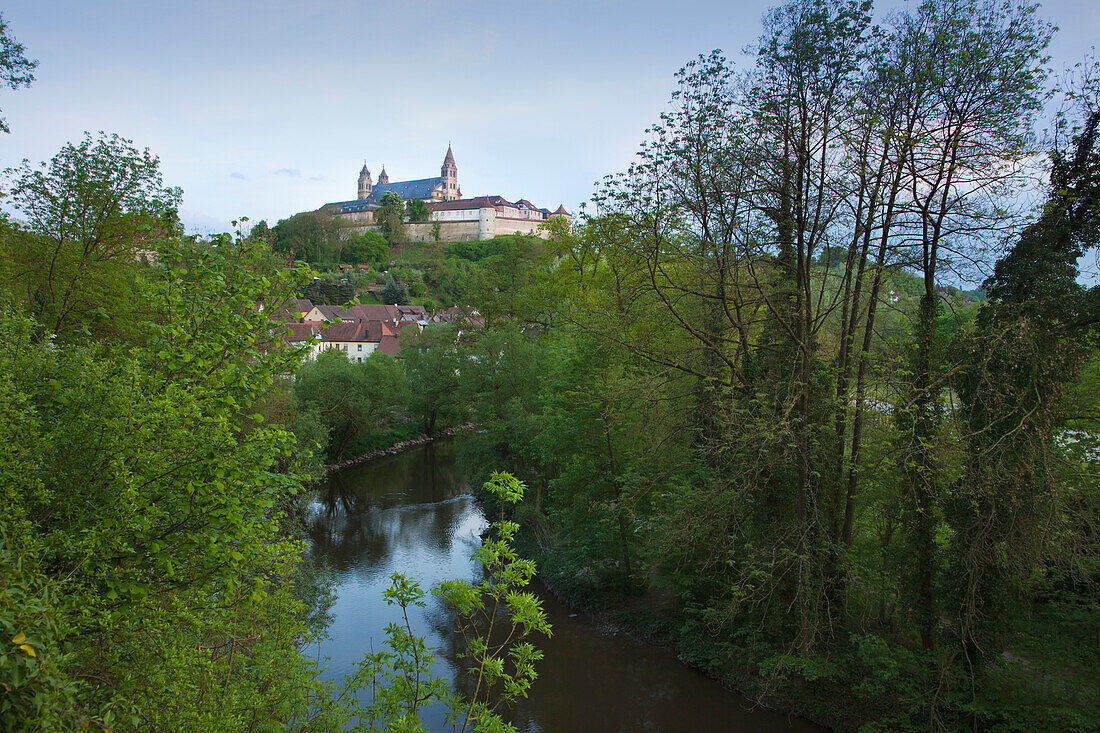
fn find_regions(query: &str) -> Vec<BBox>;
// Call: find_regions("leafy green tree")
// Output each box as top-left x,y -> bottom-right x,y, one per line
400,323 -> 464,436
293,349 -> 404,459
3,132 -> 182,339
0,235 -> 351,731
0,12 -> 36,133
406,198 -> 430,222
376,191 -> 406,245
272,210 -> 342,263
467,235 -> 550,327
347,229 -> 388,265
950,94 -> 1100,666
248,218 -> 272,244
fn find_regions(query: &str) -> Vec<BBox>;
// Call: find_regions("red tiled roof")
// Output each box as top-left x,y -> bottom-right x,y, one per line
308,304 -> 353,321
365,321 -> 383,342
319,321 -> 368,342
285,322 -> 321,341
348,303 -> 401,323
377,335 -> 400,356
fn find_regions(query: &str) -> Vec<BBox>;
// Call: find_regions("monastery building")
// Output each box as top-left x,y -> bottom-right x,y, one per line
320,146 -> 569,241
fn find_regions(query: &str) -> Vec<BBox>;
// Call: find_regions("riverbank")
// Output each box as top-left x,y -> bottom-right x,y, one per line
324,422 -> 475,473
317,438 -> 826,731
531,572 -> 840,731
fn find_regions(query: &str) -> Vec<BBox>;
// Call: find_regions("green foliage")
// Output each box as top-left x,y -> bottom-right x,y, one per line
3,132 -> 182,339
342,573 -> 453,732
435,472 -> 551,731
293,349 -> 405,460
377,192 -> 406,245
0,233 -> 350,730
444,239 -> 503,262
0,12 -> 36,133
400,323 -> 465,436
406,198 -> 430,222
339,472 -> 550,733
301,274 -> 355,305
347,229 -> 389,265
381,278 -> 410,305
464,235 -> 551,327
0,530 -> 76,731
272,210 -> 344,263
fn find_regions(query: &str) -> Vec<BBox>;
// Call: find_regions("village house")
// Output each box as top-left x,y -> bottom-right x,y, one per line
282,300 -> 480,364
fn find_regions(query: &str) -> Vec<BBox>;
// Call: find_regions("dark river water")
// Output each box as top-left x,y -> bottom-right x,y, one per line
304,441 -> 822,733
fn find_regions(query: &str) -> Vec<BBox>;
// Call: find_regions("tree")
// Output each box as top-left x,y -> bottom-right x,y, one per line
271,210 -> 342,263
949,78 -> 1100,667
886,0 -> 1051,650
248,219 -> 272,244
300,275 -> 355,305
376,191 -> 405,245
400,323 -> 464,436
380,278 -> 409,305
293,349 -> 404,460
347,229 -> 388,265
0,236 -> 346,731
406,197 -> 429,222
4,132 -> 182,339
0,13 -> 36,133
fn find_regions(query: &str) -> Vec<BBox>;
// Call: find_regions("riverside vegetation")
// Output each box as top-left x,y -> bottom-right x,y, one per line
0,133 -> 549,730
3,0 -> 1100,730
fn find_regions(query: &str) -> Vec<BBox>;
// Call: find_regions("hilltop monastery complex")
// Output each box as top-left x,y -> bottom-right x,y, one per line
320,146 -> 570,241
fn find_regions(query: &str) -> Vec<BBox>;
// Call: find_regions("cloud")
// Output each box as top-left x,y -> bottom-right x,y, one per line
229,171 -> 246,180
274,168 -> 301,177
309,175 -> 324,181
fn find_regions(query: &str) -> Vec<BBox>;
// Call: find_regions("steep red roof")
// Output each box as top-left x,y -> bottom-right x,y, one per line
365,321 -> 383,342
377,335 -> 400,356
553,204 -> 569,215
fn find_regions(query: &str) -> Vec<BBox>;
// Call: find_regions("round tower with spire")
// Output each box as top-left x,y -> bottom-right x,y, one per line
357,162 -> 372,200
441,145 -> 459,201
377,166 -> 389,185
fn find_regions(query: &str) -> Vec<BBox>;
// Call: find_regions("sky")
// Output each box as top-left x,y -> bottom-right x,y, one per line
1,0 -> 1097,236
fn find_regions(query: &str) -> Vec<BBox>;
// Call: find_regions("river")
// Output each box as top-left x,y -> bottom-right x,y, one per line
304,441 -> 822,732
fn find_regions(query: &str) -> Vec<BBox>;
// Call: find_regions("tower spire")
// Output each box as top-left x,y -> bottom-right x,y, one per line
357,161 -> 372,200
441,144 -> 458,200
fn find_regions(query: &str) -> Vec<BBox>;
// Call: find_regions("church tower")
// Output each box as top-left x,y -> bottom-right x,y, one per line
378,166 -> 389,185
357,162 -> 372,200
441,145 -> 459,201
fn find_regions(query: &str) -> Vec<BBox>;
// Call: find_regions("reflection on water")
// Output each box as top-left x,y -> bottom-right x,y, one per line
307,442 -> 821,733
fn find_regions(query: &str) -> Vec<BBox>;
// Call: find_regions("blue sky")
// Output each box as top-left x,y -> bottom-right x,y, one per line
1,0 -> 1096,235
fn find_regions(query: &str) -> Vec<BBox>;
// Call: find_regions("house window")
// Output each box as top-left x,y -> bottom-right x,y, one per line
358,344 -> 362,351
